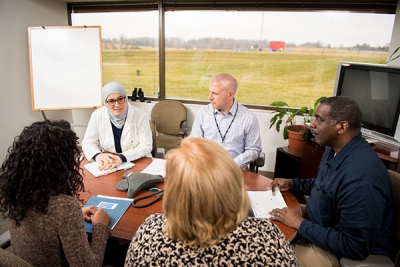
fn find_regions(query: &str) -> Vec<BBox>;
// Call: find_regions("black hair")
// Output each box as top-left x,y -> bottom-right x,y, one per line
320,96 -> 362,132
0,120 -> 84,225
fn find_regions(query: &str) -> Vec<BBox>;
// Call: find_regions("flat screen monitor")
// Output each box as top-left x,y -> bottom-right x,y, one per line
333,62 -> 400,147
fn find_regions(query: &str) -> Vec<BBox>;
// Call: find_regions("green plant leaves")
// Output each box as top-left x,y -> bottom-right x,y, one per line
269,96 -> 326,140
270,101 -> 289,107
283,125 -> 289,139
387,46 -> 400,64
307,96 -> 327,122
302,129 -> 308,140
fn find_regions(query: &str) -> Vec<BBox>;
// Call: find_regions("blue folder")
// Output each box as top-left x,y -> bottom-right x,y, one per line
83,195 -> 132,233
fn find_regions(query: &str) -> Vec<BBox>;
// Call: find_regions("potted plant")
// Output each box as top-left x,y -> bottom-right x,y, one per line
269,96 -> 326,156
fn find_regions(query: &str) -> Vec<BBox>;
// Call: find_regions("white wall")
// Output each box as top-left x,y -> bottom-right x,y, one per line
1,0 -> 400,173
0,0 -> 71,161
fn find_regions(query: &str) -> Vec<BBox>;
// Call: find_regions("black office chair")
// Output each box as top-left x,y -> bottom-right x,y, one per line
249,152 -> 265,173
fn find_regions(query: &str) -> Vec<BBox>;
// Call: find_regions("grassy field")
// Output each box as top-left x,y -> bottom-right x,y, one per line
102,47 -> 388,108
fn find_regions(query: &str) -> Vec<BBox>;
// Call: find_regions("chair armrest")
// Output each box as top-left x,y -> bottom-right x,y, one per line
249,152 -> 265,173
155,148 -> 166,159
340,255 -> 394,267
254,152 -> 265,167
0,230 -> 11,249
179,121 -> 190,137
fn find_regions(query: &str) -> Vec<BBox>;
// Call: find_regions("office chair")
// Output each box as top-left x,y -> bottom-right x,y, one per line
0,230 -> 34,267
249,152 -> 265,173
151,100 -> 190,154
149,120 -> 165,158
339,169 -> 400,267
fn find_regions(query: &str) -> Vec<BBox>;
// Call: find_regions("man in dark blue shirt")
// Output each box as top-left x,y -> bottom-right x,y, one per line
269,96 -> 394,267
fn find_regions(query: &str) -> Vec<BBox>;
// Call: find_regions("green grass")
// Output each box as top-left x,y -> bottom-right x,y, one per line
102,47 -> 387,108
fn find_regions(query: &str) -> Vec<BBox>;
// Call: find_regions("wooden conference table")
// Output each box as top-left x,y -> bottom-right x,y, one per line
80,157 -> 301,242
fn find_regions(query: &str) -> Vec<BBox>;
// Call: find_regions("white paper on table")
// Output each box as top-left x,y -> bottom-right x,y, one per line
84,162 -> 134,177
247,188 -> 288,218
140,158 -> 166,177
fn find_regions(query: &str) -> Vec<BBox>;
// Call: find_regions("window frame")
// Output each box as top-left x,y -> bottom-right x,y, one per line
68,0 -> 397,110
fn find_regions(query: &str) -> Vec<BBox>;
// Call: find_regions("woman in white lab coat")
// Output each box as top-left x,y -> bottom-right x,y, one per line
82,82 -> 152,171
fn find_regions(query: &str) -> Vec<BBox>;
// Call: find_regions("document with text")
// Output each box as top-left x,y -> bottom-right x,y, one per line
140,158 -> 166,177
247,188 -> 287,218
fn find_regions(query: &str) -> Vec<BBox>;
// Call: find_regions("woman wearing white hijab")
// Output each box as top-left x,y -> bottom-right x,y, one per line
82,82 -> 152,171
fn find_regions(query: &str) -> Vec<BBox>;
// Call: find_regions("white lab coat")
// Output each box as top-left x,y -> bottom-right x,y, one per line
82,104 -> 153,162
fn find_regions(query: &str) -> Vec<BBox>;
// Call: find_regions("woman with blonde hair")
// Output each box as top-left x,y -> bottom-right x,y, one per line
124,137 -> 298,266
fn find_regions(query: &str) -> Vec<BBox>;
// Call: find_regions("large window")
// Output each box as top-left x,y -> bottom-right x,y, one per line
72,11 -> 160,98
71,4 -> 395,108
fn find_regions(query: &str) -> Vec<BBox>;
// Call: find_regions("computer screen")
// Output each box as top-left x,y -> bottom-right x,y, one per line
333,62 -> 400,146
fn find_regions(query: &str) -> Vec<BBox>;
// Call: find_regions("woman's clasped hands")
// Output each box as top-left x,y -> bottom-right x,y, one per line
95,153 -> 122,171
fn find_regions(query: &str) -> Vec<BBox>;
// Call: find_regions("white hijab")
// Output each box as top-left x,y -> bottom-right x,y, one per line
101,82 -> 129,129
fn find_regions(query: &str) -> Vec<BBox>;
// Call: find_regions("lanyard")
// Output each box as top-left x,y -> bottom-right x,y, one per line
214,102 -> 238,143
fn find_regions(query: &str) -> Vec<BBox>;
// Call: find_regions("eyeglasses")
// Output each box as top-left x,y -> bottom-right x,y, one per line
106,96 -> 126,106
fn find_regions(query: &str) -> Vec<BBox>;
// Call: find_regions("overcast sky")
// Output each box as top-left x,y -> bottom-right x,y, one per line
72,11 -> 395,47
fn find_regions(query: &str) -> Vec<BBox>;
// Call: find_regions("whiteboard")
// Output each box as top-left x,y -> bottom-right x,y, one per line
28,26 -> 103,110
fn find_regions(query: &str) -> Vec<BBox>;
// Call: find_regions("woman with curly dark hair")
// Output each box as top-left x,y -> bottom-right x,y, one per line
0,120 -> 110,267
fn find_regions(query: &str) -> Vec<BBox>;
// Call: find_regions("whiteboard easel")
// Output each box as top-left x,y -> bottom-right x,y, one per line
28,26 -> 103,110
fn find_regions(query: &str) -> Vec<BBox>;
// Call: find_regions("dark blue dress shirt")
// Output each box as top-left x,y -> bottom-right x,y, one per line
293,133 -> 394,260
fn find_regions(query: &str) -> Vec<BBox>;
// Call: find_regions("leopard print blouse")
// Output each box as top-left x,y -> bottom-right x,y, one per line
125,213 -> 299,266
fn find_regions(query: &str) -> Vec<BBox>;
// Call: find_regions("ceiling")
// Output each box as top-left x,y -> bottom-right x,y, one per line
61,0 -> 398,14
59,0 -> 398,3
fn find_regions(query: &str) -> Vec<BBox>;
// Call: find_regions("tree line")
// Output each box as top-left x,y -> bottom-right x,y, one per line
102,36 -> 389,52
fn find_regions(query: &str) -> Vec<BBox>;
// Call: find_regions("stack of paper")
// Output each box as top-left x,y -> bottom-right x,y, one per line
84,162 -> 134,177
140,158 -> 166,177
83,195 -> 133,233
247,189 -> 287,218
